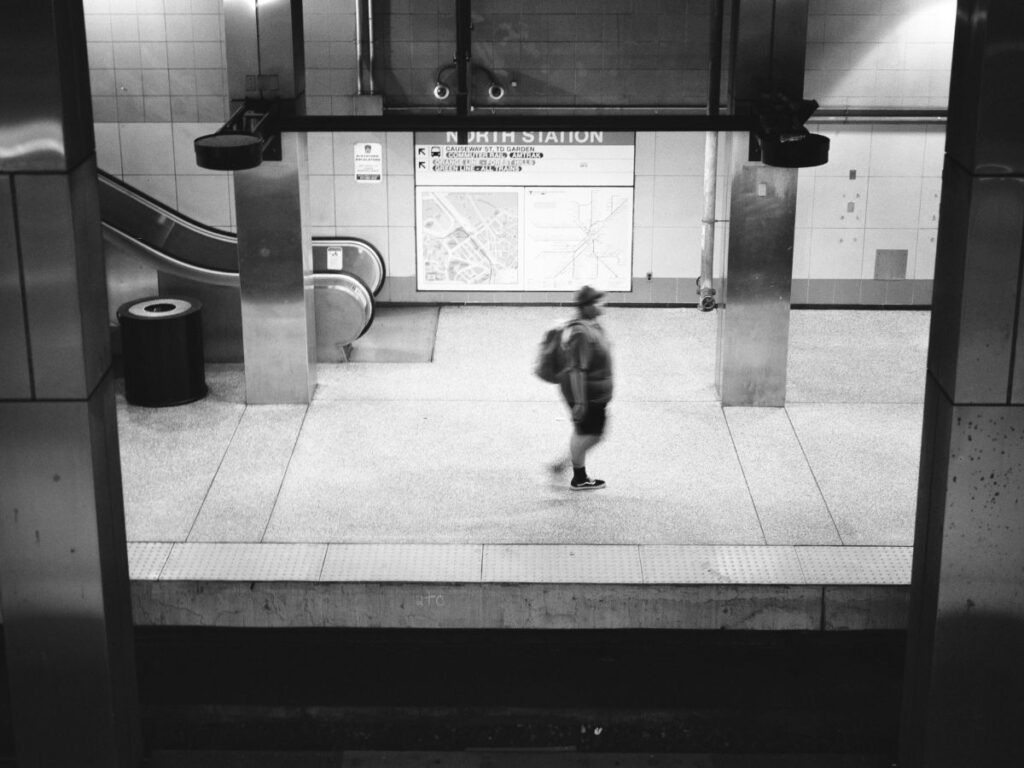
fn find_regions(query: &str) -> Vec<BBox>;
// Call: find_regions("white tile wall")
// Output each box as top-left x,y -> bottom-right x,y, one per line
120,123 -> 174,173
918,178 -> 942,228
632,227 -> 654,277
94,123 -> 123,174
866,177 -> 922,229
869,127 -> 926,178
811,177 -> 868,229
123,174 -> 177,208
388,227 -> 415,277
862,228 -> 920,280
653,132 -> 705,176
176,175 -> 231,227
915,230 -> 938,279
308,176 -> 336,228
793,228 -> 812,280
807,0 -> 955,109
307,134 -> 335,174
809,229 -> 863,279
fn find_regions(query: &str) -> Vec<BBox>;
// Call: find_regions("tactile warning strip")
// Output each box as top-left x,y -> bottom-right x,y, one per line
796,546 -> 912,584
482,545 -> 643,584
159,543 -> 327,581
126,543 -> 914,586
640,545 -> 805,584
127,542 -> 173,580
321,544 -> 483,582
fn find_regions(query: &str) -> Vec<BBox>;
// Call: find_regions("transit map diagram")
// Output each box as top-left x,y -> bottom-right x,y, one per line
416,186 -> 633,292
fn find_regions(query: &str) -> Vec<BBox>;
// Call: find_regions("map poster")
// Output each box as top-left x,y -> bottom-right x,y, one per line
414,131 -> 635,293
524,188 -> 633,292
417,187 -> 525,291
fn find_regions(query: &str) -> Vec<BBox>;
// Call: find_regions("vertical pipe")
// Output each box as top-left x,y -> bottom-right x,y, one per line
698,0 -> 726,311
355,0 -> 364,96
367,0 -> 376,95
455,0 -> 471,139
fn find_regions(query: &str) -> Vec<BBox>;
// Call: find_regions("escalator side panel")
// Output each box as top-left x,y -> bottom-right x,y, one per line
158,275 -> 244,363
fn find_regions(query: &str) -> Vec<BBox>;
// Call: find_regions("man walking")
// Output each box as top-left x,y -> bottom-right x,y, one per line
556,285 -> 613,490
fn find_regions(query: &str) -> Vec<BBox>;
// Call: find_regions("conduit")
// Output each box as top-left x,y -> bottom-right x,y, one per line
697,0 -> 726,312
355,0 -> 363,95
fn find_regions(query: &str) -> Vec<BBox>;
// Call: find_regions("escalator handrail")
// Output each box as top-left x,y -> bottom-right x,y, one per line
98,170 -> 386,266
103,221 -> 378,297
98,169 -> 236,245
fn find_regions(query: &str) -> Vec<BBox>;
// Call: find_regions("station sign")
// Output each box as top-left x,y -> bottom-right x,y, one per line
414,131 -> 635,187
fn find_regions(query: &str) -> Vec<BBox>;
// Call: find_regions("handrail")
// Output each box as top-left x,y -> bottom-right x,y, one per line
102,222 -> 239,287
102,221 -> 376,297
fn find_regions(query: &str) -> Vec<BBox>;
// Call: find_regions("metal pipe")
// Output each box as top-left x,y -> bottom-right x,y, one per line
366,0 -> 376,95
698,0 -> 726,312
355,0 -> 364,95
455,0 -> 471,139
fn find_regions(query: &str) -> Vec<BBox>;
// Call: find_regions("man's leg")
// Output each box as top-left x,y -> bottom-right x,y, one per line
570,432 -> 602,468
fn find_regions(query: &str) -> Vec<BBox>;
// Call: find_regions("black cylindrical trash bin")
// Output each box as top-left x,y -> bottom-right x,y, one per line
117,296 -> 208,407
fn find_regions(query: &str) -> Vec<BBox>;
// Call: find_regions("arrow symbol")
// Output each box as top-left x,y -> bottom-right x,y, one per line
417,147 -> 426,155
418,161 -> 426,169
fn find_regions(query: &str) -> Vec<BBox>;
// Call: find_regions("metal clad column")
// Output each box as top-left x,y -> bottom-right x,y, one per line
225,0 -> 315,403
901,2 -> 1024,766
717,0 -> 808,406
235,132 -> 316,402
0,1 -> 141,765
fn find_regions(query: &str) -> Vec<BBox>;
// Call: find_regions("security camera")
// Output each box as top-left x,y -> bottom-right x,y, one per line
433,83 -> 450,100
487,83 -> 505,101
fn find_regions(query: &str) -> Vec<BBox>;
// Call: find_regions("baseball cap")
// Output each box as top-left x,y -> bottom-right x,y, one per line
575,285 -> 606,307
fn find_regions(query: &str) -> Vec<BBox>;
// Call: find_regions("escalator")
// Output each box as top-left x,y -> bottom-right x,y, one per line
98,170 -> 385,362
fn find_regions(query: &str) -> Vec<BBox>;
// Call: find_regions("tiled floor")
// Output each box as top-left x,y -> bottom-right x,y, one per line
118,306 -> 929,586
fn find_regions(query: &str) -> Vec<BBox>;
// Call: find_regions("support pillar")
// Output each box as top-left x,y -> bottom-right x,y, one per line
717,0 -> 808,405
224,0 -> 315,403
0,2 -> 141,765
901,2 -> 1024,765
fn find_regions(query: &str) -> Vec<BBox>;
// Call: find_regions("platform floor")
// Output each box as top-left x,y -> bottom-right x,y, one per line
118,306 -> 927,612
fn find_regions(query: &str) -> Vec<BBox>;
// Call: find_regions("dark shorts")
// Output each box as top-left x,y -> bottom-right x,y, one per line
574,401 -> 608,437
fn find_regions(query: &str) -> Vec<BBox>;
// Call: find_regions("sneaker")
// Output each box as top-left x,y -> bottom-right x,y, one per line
570,477 -> 606,491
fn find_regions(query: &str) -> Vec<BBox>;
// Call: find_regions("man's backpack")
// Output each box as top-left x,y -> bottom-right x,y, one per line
534,320 -> 582,383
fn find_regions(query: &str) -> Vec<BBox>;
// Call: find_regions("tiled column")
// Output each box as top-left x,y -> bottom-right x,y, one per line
901,2 -> 1024,765
0,2 -> 141,766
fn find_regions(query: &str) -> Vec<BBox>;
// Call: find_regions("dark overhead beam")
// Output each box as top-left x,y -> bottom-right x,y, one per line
278,114 -> 756,133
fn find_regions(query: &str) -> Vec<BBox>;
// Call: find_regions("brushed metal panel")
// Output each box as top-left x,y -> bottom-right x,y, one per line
224,0 -> 260,101
0,175 -> 31,398
16,160 -> 110,400
718,151 -> 797,406
946,1 -> 1024,176
234,132 -> 315,403
0,0 -> 93,172
0,375 -> 141,766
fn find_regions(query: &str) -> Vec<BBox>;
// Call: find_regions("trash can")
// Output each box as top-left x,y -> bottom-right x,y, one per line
117,296 -> 208,407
